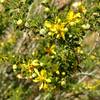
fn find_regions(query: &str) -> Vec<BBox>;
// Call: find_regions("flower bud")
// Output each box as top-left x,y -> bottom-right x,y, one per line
17,19 -> 22,25
44,7 -> 50,13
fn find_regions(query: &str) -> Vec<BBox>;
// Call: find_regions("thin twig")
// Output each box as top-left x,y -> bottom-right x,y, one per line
78,69 -> 97,83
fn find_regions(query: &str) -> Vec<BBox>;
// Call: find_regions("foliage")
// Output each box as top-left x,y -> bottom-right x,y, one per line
0,0 -> 100,99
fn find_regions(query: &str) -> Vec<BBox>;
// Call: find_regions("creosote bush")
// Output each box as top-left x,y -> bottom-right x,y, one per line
12,1 -> 87,91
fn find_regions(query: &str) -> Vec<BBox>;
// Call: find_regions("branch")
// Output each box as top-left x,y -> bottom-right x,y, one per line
78,69 -> 97,83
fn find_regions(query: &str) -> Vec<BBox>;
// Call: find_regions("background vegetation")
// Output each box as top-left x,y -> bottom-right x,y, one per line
0,0 -> 100,100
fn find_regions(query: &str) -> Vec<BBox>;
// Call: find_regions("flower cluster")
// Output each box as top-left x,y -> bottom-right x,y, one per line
12,1 -> 87,91
44,19 -> 68,40
43,8 -> 83,40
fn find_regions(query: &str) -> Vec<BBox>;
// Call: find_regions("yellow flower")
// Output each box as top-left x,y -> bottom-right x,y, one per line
49,24 -> 57,32
44,19 -> 68,40
45,44 -> 56,55
66,10 -> 75,21
26,59 -> 40,73
51,23 -> 67,40
33,68 -> 51,90
66,10 -> 81,21
66,10 -> 81,25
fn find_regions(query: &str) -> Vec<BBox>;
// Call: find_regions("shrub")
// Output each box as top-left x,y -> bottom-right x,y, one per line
11,1 -> 87,91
